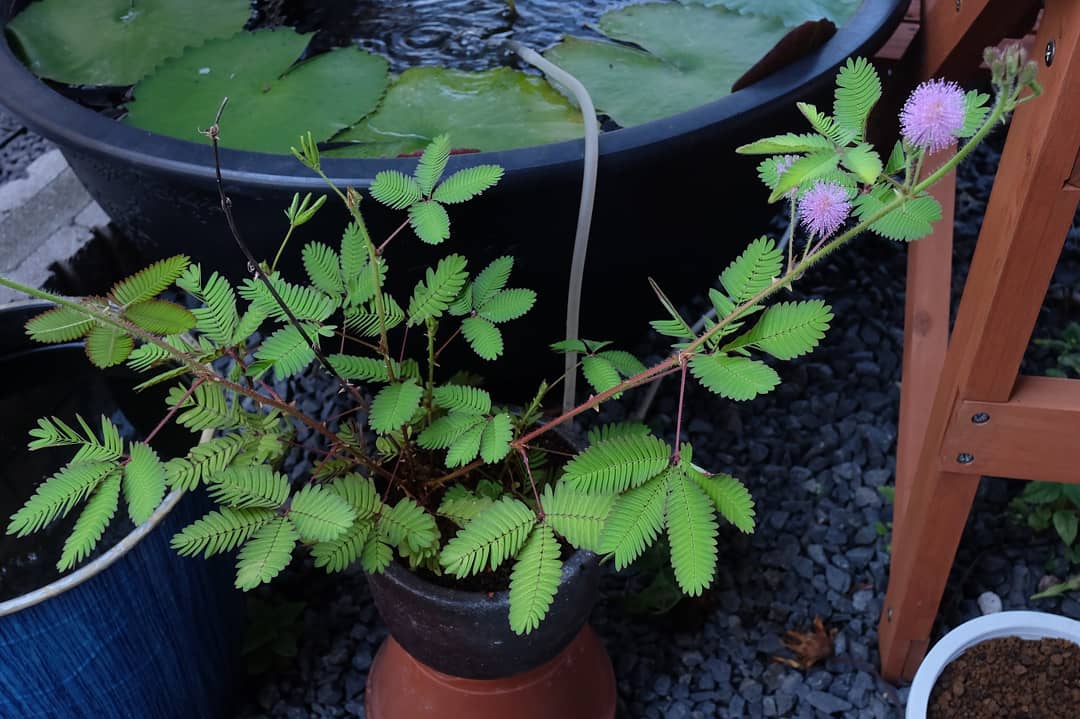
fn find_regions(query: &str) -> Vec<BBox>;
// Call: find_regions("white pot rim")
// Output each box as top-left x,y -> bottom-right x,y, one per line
906,610 -> 1080,718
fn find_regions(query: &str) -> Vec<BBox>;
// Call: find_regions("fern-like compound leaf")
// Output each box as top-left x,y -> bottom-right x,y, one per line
57,473 -> 120,571
597,350 -> 647,378
737,132 -> 834,155
414,133 -> 451,195
581,355 -> 621,397
329,474 -> 381,518
110,255 -> 190,307
508,524 -> 563,635
171,506 -> 276,558
797,101 -> 855,146
378,497 -> 440,556
84,325 -> 134,368
648,278 -> 695,342
719,237 -> 783,305
561,434 -> 670,495
586,421 -> 650,445
690,469 -> 756,534
168,383 -> 240,431
440,497 -> 537,578
408,200 -> 451,246
542,483 -> 614,552
479,413 -> 513,464
165,435 -> 246,491
311,516 -> 372,573
123,299 -> 196,336
7,461 -> 115,536
433,384 -> 492,414
432,165 -> 504,204
840,143 -> 883,185
853,187 -> 942,242
438,485 -> 494,527
288,484 -> 357,543
370,170 -> 423,210
960,90 -> 991,138
417,413 -> 486,450
302,242 -> 344,296
477,288 -> 536,324
665,466 -> 719,596
339,222 -> 366,284
235,516 -> 298,590
407,254 -> 468,325
461,316 -> 503,360
769,150 -> 840,202
208,466 -> 290,509
124,442 -> 167,525
360,535 -> 393,573
689,353 -> 780,401
344,296 -> 404,337
178,265 -> 241,345
72,415 -> 124,463
252,325 -> 317,382
445,420 -> 485,467
369,380 -> 424,434
598,473 -> 668,570
471,256 -> 514,307
725,300 -> 833,360
239,274 -> 337,324
25,305 -> 95,343
885,141 -> 906,175
832,57 -> 881,141
328,353 -> 394,382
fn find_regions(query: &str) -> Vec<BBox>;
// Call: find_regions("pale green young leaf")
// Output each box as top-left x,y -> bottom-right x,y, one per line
71,416 -> 124,463
289,484 -> 357,543
796,101 -> 855,145
508,524 -> 563,635
370,170 -> 423,210
724,300 -> 833,360
408,200 -> 451,245
769,151 -> 840,202
235,516 -> 298,590
832,57 -> 881,141
690,469 -> 756,533
542,483 -> 615,552
884,141 -> 906,175
417,413 -> 487,450
440,497 -> 537,578
302,242 -> 344,296
339,222 -> 367,284
598,473 -> 668,570
561,433 -> 670,494
360,535 -> 393,573
328,354 -> 394,382
959,90 -> 991,138
177,266 -> 240,344
462,316 -> 503,360
344,296 -> 405,337
252,325 -> 317,382
415,133 -> 452,195
171,506 -> 276,558
736,132 -> 833,155
85,325 -> 134,368
124,442 -> 166,525
208,466 -> 290,509
665,466 -> 718,596
167,382 -> 240,431
378,497 -> 439,555
57,473 -> 120,571
853,187 -> 942,242
471,256 -> 514,306
311,517 -> 372,573
581,355 -> 621,397
438,485 -> 494,527
25,305 -> 95,343
7,461 -> 115,537
110,255 -> 190,307
369,380 -> 424,433
840,143 -> 882,184
477,288 -> 536,324
445,420 -> 485,467
689,354 -> 780,401
432,165 -> 504,204
329,474 -> 381,518
479,413 -> 513,463
123,299 -> 196,336
238,274 -> 337,324
720,236 -> 783,304
407,254 -> 469,326
433,384 -> 492,415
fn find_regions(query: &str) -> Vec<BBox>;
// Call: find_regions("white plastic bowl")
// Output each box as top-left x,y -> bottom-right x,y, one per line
906,610 -> 1080,718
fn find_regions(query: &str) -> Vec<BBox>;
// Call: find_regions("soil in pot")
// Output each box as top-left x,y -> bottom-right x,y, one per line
927,635 -> 1080,719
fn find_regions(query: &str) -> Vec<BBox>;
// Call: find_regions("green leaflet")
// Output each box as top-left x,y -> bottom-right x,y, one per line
123,299 -> 196,336
177,266 -> 240,344
479,413 -> 513,464
369,380 -> 424,434
208,466 -> 290,510
124,442 -> 167,525
328,474 -> 381,518
58,473 -> 120,571
665,465 -> 719,596
724,300 -> 833,360
288,484 -> 356,543
853,187 -> 943,242
378,498 -> 439,557
541,483 -> 615,552
440,497 -> 536,578
561,434 -> 670,494
476,288 -> 536,324
302,241 -> 345,296
239,273 -> 337,324
471,257 -> 514,307
720,237 -> 783,304
84,325 -> 134,368
370,171 -> 424,210
598,473 -> 669,570
251,325 -> 318,382
433,166 -> 504,204
408,201 -> 451,246
235,516 -> 298,590
433,385 -> 492,415
408,255 -> 469,326
25,305 -> 95,343
461,316 -> 504,360
508,525 -> 563,635
7,461 -> 116,537
360,535 -> 393,573
689,353 -> 780,401
438,485 -> 495,527
832,57 -> 881,142
311,518 -> 372,573
167,383 -> 240,431
171,506 -> 277,558
110,256 -> 191,307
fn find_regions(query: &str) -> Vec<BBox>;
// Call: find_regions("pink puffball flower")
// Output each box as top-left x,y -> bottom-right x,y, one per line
798,181 -> 851,238
900,79 -> 967,154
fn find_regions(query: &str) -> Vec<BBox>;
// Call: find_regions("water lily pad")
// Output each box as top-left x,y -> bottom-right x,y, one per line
125,30 -> 389,154
691,0 -> 861,28
5,0 -> 249,86
327,67 -> 583,158
544,3 -> 788,127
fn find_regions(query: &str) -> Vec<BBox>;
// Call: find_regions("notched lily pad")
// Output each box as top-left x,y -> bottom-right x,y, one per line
5,0 -> 250,86
327,66 -> 584,158
544,3 -> 788,128
125,29 -> 389,154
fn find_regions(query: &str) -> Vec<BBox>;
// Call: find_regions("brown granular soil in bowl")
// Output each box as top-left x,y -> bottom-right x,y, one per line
928,635 -> 1080,718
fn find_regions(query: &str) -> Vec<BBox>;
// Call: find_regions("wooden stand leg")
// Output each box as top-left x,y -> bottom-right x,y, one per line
880,0 -> 1080,682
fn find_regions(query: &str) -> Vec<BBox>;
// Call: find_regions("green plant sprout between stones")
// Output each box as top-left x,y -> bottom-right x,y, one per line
1,48 -> 1040,635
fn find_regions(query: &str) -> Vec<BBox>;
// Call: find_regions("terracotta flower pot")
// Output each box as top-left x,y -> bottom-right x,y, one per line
365,550 -> 616,718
